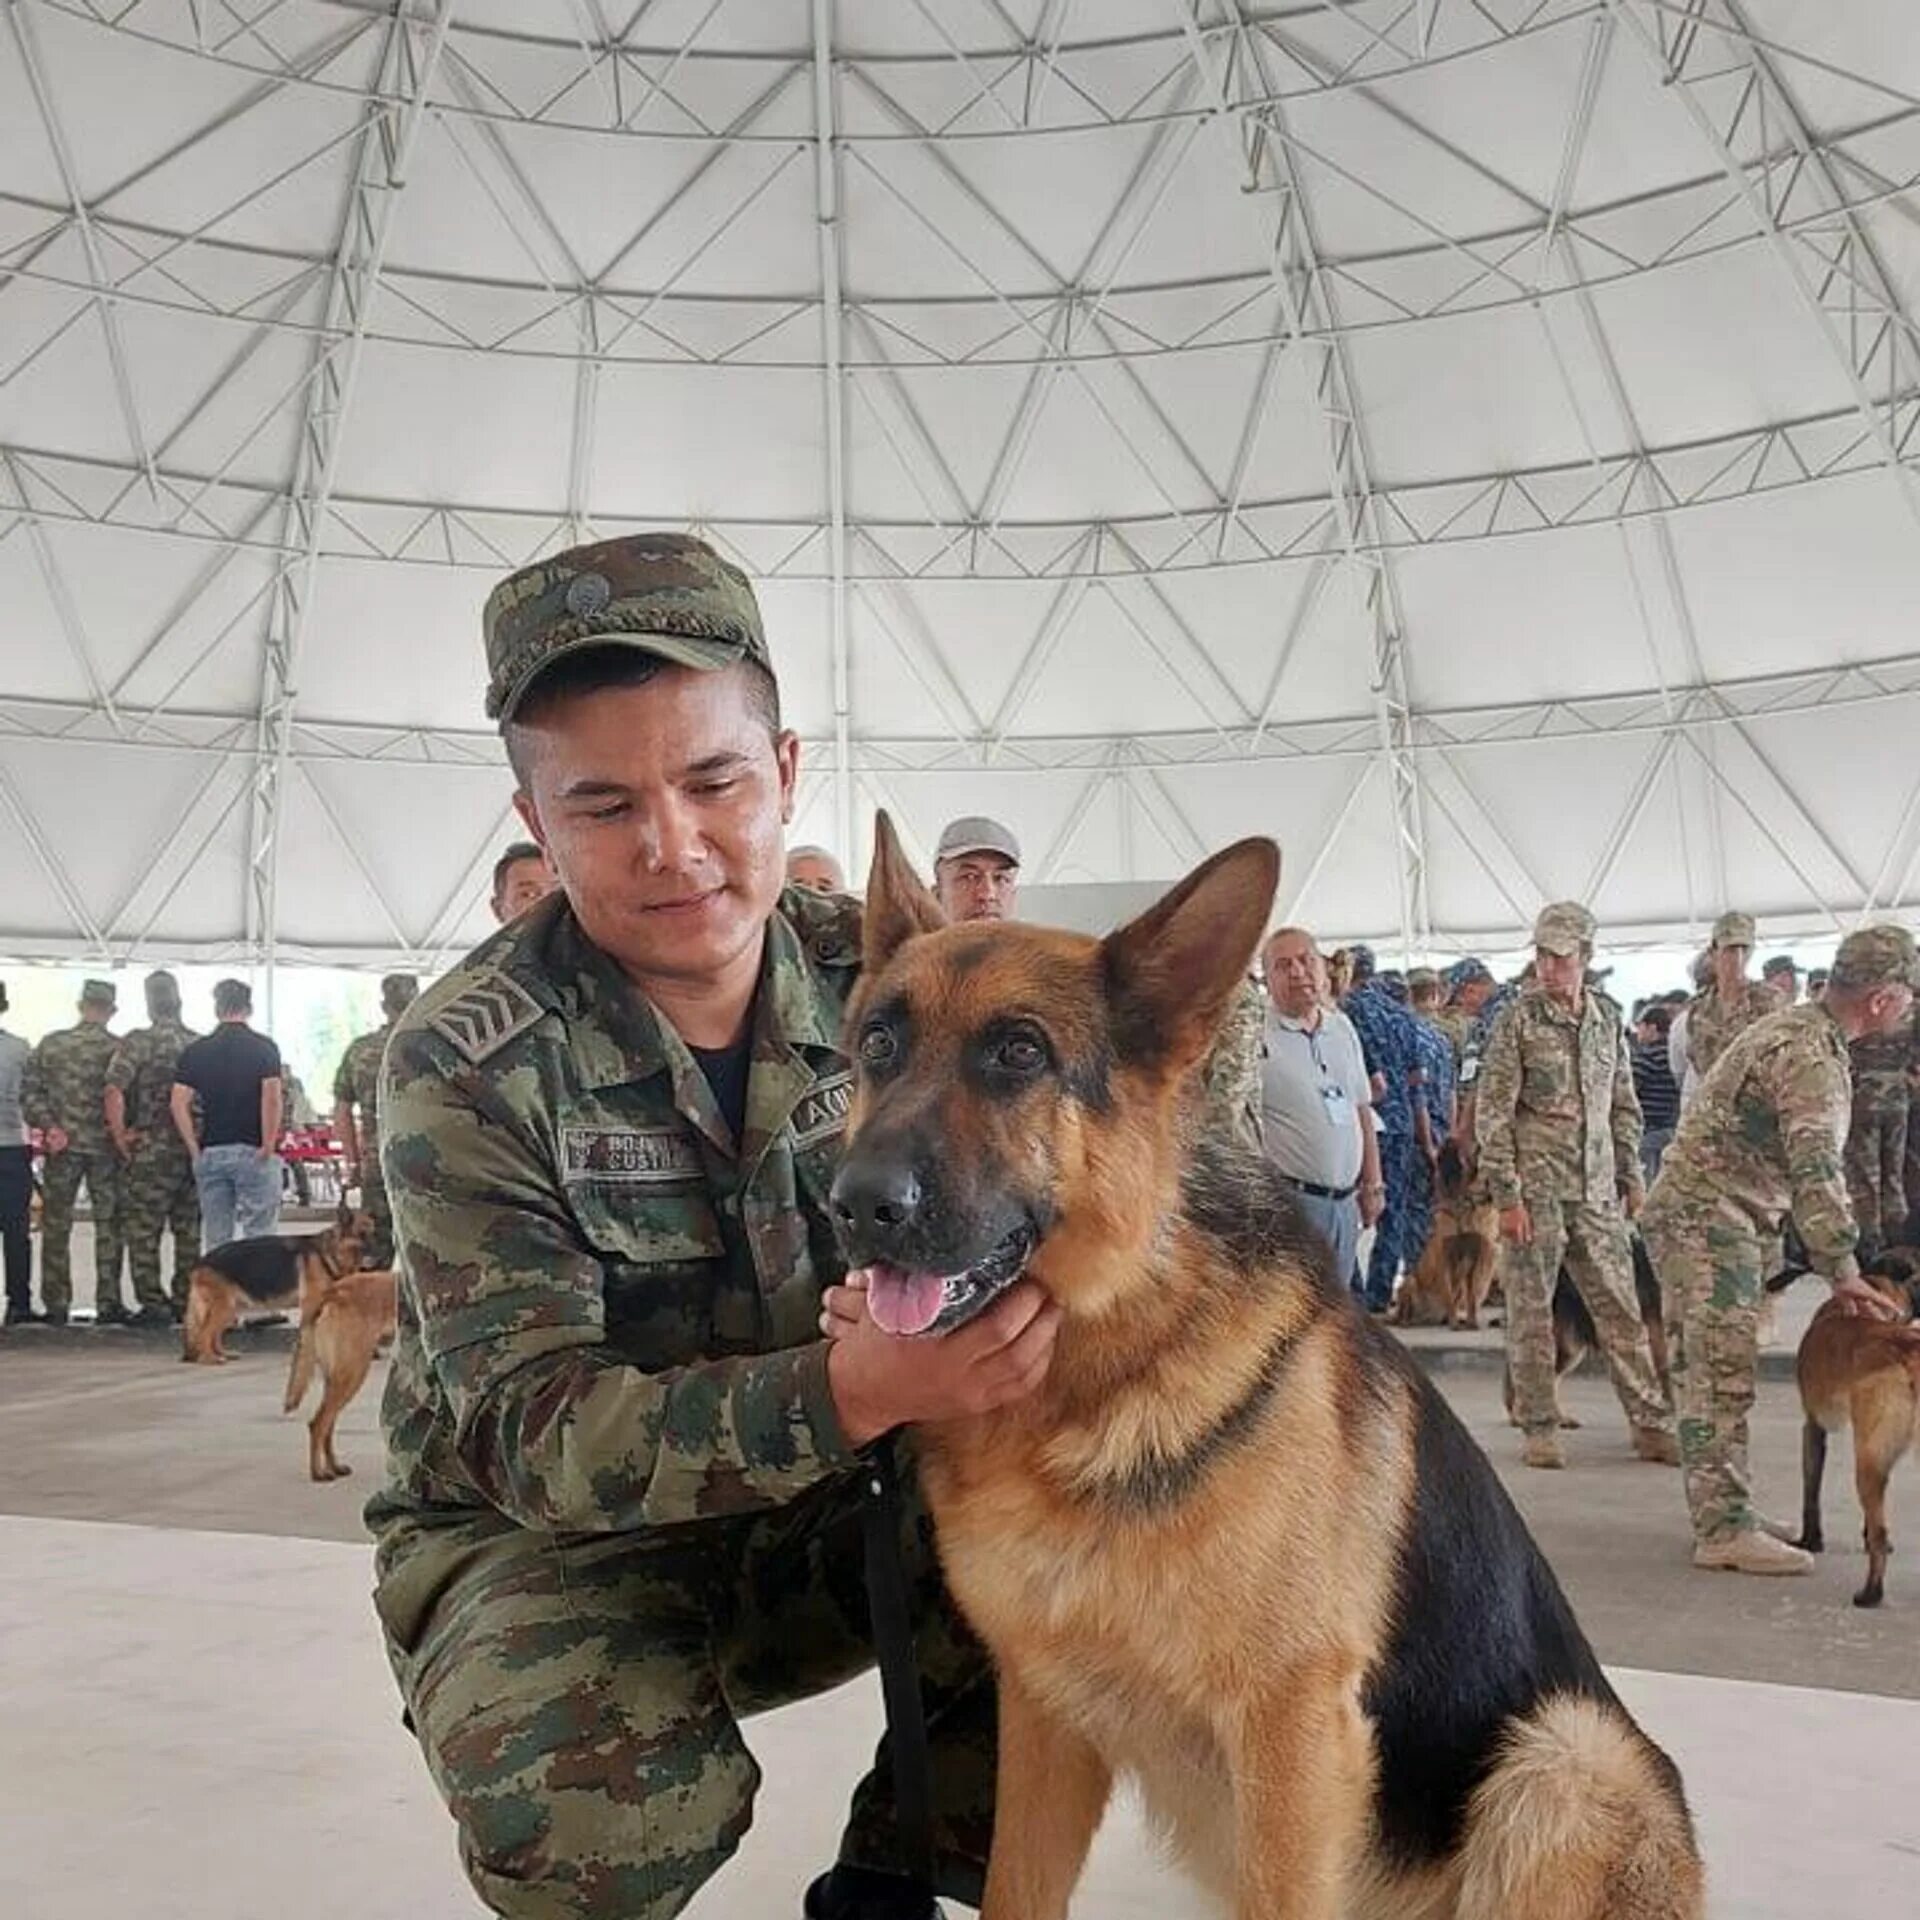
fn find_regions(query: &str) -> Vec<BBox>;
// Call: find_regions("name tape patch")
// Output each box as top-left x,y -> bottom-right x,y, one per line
791,1070 -> 854,1150
561,1124 -> 702,1185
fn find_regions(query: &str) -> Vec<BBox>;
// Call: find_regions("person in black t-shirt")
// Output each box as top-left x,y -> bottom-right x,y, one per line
170,979 -> 284,1250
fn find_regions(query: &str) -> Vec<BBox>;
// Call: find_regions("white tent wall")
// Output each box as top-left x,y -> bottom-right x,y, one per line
4,0 -> 1920,991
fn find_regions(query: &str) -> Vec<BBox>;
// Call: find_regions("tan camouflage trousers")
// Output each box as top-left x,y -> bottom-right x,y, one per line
373,1452 -> 995,1919
1502,1196 -> 1673,1439
120,1137 -> 198,1310
362,1173 -> 394,1269
1640,1210 -> 1762,1546
38,1147 -> 124,1315
1844,1103 -> 1907,1249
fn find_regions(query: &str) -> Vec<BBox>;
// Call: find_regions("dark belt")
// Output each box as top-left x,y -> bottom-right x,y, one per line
1278,1174 -> 1358,1202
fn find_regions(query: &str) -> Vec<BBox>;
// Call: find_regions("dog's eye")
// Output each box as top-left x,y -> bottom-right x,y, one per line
858,1024 -> 898,1070
987,1030 -> 1049,1077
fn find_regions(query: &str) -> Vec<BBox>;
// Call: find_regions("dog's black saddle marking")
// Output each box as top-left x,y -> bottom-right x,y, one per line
196,1235 -> 308,1302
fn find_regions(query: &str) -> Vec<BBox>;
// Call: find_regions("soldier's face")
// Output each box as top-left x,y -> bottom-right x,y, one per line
512,664 -> 799,987
1535,947 -> 1584,1005
491,856 -> 555,923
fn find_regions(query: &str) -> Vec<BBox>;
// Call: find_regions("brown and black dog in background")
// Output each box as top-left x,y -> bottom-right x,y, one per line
1391,1140 -> 1499,1330
282,1267 -> 398,1482
828,816 -> 1703,1920
1796,1248 -> 1920,1607
180,1203 -> 375,1366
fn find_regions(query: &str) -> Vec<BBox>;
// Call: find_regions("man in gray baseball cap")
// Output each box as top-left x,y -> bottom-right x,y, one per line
932,815 -> 1021,923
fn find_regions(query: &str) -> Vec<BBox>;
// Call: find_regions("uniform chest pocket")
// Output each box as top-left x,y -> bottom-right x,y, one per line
568,1180 -> 728,1268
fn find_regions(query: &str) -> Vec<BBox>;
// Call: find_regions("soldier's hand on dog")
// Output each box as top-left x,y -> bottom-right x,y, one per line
1830,1271 -> 1904,1321
1499,1204 -> 1533,1246
821,1274 -> 1063,1446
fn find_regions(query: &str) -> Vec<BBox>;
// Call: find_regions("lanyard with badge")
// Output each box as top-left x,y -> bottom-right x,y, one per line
1287,1021 -> 1353,1129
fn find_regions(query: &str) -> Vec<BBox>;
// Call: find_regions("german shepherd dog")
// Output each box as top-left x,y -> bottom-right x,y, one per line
180,1203 -> 375,1366
282,1268 -> 398,1482
830,819 -> 1703,1920
1390,1140 -> 1498,1329
1796,1249 -> 1920,1607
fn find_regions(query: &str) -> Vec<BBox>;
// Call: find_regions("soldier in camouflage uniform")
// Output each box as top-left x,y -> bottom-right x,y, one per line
1844,1001 -> 1915,1252
1681,911 -> 1778,1081
331,972 -> 418,1266
1342,946 -> 1428,1311
1476,904 -> 1675,1471
24,979 -> 127,1324
1642,926 -> 1915,1575
104,970 -> 200,1324
367,534 -> 1020,1920
1401,969 -> 1455,1266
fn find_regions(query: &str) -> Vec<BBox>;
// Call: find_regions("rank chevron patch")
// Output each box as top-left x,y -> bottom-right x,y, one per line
428,974 -> 545,1064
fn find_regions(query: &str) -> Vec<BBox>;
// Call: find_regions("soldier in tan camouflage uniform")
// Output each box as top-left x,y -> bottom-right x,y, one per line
330,972 -> 418,1266
24,979 -> 127,1325
1642,926 -> 1914,1576
1681,911 -> 1779,1082
367,534 -> 1039,1920
105,970 -> 199,1325
1844,1001 -> 1915,1252
1476,904 -> 1676,1471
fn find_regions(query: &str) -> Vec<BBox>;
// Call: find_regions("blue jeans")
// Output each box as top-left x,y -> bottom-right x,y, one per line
1285,1185 -> 1361,1294
195,1144 -> 282,1251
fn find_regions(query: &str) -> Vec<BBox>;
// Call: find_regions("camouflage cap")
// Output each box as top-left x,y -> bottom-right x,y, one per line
1762,954 -> 1798,978
1829,925 -> 1920,993
80,978 -> 116,1007
1711,910 -> 1756,950
1444,957 -> 1493,992
483,532 -> 769,721
1533,901 -> 1596,956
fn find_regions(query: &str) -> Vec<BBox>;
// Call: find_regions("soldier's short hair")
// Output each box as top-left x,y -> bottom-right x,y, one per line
491,841 -> 546,898
213,978 -> 252,1019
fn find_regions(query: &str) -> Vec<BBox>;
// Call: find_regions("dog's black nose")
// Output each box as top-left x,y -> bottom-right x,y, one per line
829,1158 -> 924,1251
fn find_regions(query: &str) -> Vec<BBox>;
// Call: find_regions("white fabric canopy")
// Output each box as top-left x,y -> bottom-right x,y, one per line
3,0 -> 1918,979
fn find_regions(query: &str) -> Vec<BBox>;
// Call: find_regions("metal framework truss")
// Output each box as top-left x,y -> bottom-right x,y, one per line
4,0 -> 1920,964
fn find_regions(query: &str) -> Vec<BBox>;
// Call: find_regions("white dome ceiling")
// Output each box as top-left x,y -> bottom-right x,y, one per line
3,0 -> 1919,970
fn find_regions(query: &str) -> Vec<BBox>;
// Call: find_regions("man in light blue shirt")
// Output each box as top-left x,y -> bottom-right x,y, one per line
1259,929 -> 1382,1292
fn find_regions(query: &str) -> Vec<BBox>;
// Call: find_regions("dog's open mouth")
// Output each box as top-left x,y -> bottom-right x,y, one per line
860,1224 -> 1037,1338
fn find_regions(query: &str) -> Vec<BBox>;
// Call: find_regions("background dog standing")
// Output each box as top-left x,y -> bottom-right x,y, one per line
180,1203 -> 374,1365
1796,1250 -> 1920,1606
283,1268 -> 398,1482
829,820 -> 1703,1920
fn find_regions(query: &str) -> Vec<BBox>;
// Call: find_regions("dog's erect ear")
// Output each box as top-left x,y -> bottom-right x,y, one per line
1100,838 -> 1280,1075
863,811 -> 947,974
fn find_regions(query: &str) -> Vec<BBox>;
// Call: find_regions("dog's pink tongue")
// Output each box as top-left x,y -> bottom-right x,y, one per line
864,1265 -> 946,1337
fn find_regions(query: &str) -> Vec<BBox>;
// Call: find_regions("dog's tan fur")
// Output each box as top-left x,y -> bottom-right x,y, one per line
180,1206 -> 375,1366
1391,1146 -> 1498,1330
845,819 -> 1704,1920
282,1267 -> 398,1482
1796,1252 -> 1920,1607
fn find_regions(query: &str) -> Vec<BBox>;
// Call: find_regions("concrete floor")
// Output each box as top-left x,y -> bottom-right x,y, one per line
3,1260 -> 1918,1917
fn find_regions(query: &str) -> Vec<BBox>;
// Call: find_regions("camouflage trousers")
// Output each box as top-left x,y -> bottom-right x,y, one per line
1404,1136 -> 1445,1279
1502,1195 -> 1672,1439
362,1174 -> 394,1269
372,1451 -> 995,1919
38,1147 -> 124,1316
1844,1103 -> 1907,1251
120,1137 -> 199,1310
1640,1208 -> 1763,1546
1363,1130 -> 1416,1310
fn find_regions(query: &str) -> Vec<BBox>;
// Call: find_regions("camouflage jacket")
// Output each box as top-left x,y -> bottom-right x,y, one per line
365,886 -> 867,1548
1648,1004 -> 1855,1273
332,1024 -> 394,1165
105,1019 -> 199,1139
1434,1006 -> 1474,1069
1201,979 -> 1268,1150
1342,982 -> 1422,1134
24,1021 -> 120,1152
1475,987 -> 1642,1211
1683,981 -> 1778,1080
1848,1008 -> 1915,1120
1413,1016 -> 1455,1138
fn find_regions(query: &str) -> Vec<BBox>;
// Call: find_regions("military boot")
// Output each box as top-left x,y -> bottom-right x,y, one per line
803,1865 -> 942,1919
